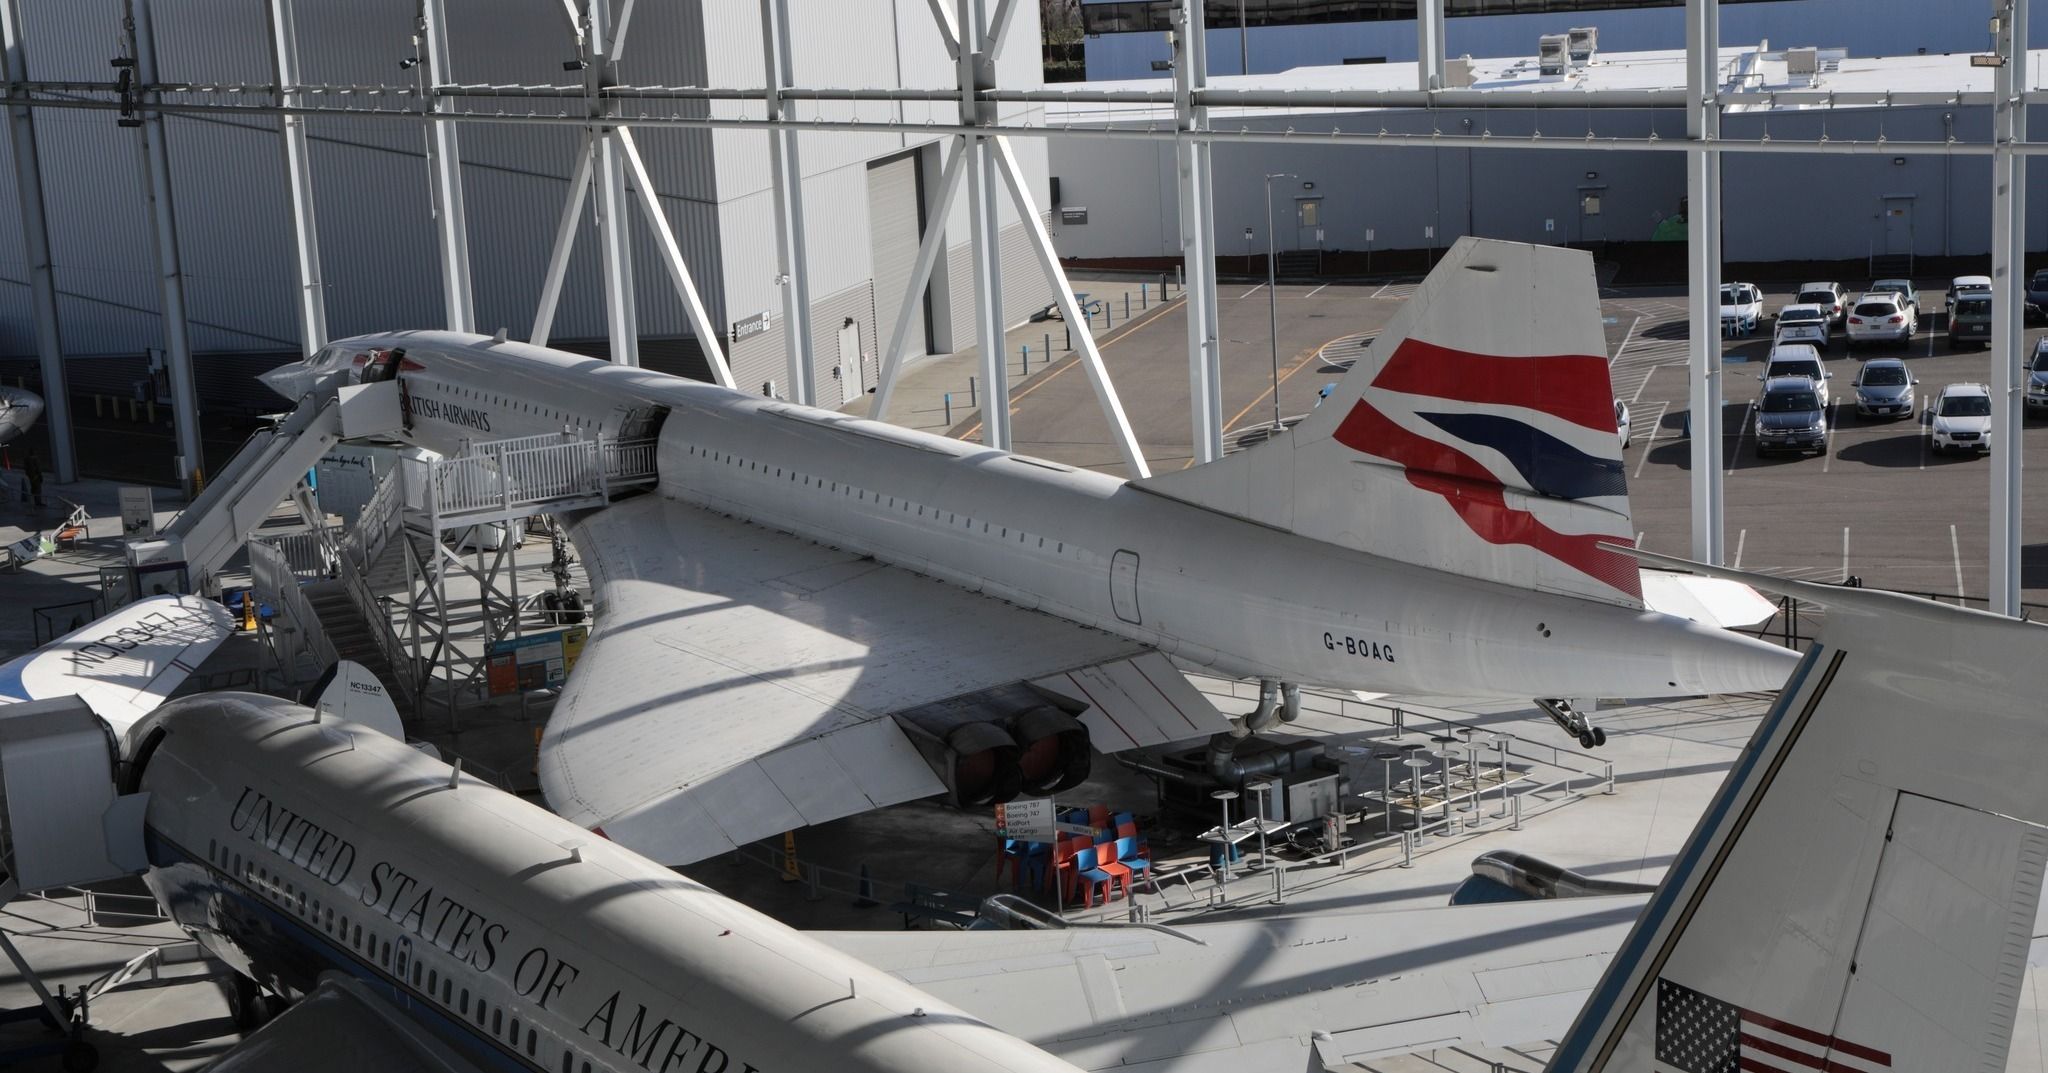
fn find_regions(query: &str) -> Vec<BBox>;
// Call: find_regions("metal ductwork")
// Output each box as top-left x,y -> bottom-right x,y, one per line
1010,706 -> 1091,796
1208,679 -> 1286,781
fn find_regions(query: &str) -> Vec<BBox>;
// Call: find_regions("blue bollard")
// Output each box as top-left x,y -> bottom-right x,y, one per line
1124,293 -> 1131,320
1021,344 -> 1030,375
944,392 -> 952,424
1141,283 -> 1149,308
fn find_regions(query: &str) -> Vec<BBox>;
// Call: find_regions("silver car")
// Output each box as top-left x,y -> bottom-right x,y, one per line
1851,358 -> 1915,419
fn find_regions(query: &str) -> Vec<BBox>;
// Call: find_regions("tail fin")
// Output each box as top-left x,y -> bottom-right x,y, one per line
1139,237 -> 1638,604
1549,553 -> 2048,1073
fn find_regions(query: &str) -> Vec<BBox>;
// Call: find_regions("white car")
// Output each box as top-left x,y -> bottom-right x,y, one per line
1773,303 -> 1832,351
1846,292 -> 1914,348
1720,282 -> 1764,336
1758,344 -> 1831,410
1794,281 -> 1849,326
1615,398 -> 1631,448
1931,382 -> 1993,453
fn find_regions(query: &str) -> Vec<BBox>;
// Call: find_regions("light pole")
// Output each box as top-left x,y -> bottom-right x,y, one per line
1242,226 -> 1253,276
1264,173 -> 1295,433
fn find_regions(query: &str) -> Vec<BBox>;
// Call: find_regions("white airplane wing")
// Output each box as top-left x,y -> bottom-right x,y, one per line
207,976 -> 488,1073
542,495 -> 1233,866
820,897 -> 1638,1071
0,594 -> 236,739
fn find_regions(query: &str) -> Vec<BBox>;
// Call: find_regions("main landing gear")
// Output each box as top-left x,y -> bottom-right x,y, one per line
1536,698 -> 1606,750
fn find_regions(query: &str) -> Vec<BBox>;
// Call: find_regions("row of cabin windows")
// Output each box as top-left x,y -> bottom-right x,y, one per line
208,837 -> 594,1072
684,442 -> 1071,556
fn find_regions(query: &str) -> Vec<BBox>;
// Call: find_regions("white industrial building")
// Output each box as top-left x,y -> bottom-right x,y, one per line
1076,0 -> 2024,81
1048,42 -> 2048,266
0,0 -> 1054,410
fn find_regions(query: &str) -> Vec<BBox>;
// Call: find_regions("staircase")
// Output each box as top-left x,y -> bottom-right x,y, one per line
1868,252 -> 1913,280
300,580 -> 413,711
1276,249 -> 1322,280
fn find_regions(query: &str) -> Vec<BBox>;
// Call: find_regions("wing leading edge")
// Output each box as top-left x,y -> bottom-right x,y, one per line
541,496 -> 1232,866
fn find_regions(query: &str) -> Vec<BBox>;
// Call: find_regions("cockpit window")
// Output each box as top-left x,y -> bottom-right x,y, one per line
362,348 -> 406,384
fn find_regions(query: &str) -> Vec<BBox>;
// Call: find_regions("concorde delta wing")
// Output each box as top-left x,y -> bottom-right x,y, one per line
817,897 -> 1640,1072
542,496 -> 1232,866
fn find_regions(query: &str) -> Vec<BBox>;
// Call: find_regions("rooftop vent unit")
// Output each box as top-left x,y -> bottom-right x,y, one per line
1538,33 -> 1570,76
1785,46 -> 1819,77
1445,54 -> 1476,88
1566,26 -> 1597,65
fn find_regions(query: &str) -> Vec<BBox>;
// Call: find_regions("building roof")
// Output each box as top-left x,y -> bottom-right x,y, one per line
1046,44 -> 2041,124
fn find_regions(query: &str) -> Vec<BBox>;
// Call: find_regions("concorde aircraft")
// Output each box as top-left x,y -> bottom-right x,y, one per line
0,385 -> 42,446
1,559 -> 2038,1073
256,238 -> 1801,866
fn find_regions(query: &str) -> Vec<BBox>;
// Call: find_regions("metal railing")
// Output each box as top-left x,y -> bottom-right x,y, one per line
431,436 -> 606,517
602,437 -> 658,484
252,527 -> 340,581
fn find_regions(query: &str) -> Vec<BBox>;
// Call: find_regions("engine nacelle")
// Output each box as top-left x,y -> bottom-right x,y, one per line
900,720 -> 1023,808
1009,707 -> 1090,796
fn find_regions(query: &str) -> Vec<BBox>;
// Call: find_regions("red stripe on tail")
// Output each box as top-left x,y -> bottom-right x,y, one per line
1334,397 -> 1641,599
1372,338 -> 1616,432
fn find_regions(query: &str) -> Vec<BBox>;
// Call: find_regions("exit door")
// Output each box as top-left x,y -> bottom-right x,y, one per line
1882,196 -> 1914,255
1295,197 -> 1323,250
836,321 -> 862,405
1109,549 -> 1141,625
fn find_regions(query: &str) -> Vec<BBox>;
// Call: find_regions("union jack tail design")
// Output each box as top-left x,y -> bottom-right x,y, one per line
1138,237 -> 1640,606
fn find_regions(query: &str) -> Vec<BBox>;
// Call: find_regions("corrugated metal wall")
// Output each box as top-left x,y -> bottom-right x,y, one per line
0,0 -> 1056,405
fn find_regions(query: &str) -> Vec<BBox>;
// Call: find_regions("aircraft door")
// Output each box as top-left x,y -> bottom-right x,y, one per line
1110,549 -> 1141,625
394,937 -> 413,1005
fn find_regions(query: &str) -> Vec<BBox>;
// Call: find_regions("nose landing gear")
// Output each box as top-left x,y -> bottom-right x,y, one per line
1536,698 -> 1607,749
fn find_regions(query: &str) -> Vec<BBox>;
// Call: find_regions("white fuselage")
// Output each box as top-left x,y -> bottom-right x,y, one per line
136,694 -> 1080,1073
302,331 -> 1793,700
0,385 -> 42,446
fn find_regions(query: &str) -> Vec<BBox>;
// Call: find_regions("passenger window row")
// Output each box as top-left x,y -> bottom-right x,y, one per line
681,442 -> 1074,557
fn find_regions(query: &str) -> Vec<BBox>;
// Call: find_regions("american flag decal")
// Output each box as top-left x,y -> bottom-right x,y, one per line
1656,979 -> 1892,1073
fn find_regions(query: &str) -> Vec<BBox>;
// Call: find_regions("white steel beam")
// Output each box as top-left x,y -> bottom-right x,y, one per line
1685,0 -> 1722,565
1176,0 -> 1222,464
1990,0 -> 2026,616
126,0 -> 203,492
617,128 -> 736,387
530,129 -> 595,346
987,0 -> 1021,52
993,138 -> 1148,477
0,0 -> 73,481
1416,0 -> 1446,91
958,0 -> 1009,449
266,0 -> 326,357
418,0 -> 474,333
924,0 -> 961,59
594,130 -> 639,366
871,137 -> 967,421
761,0 -> 814,405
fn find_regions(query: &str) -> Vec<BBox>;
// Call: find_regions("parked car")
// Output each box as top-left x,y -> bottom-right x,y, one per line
1931,382 -> 1994,453
1948,293 -> 1993,349
1773,303 -> 1832,351
2025,269 -> 2048,323
2027,338 -> 2048,411
1946,275 -> 1993,310
1759,344 -> 1832,409
1794,281 -> 1849,326
1615,398 -> 1631,448
1720,282 -> 1763,336
1850,358 -> 1916,419
1846,292 -> 1915,348
1871,278 -> 1919,316
1755,376 -> 1830,456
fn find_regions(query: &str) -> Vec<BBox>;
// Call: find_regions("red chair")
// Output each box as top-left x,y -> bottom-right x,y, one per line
1087,804 -> 1111,829
1052,834 -> 1087,898
1093,839 -> 1133,900
1073,847 -> 1121,908
1115,820 -> 1139,841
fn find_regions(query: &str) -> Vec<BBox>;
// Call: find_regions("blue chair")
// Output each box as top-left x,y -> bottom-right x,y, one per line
1074,847 -> 1118,907
1113,811 -> 1136,828
1018,841 -> 1052,891
1115,837 -> 1153,891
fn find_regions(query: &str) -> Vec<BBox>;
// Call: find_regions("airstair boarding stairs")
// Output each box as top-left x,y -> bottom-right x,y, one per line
252,429 -> 658,716
126,380 -> 404,590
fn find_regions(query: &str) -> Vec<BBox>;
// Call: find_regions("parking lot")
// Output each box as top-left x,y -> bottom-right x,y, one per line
993,276 -> 2048,608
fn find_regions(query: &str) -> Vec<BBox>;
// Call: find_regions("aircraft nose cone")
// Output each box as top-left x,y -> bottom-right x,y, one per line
257,362 -> 311,401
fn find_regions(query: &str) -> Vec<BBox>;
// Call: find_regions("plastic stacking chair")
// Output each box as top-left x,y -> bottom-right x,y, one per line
1088,804 -> 1111,829
1115,820 -> 1139,842
1114,837 -> 1153,891
1053,835 -> 1087,898
995,838 -> 1026,884
1113,811 -> 1136,829
1074,847 -> 1120,908
1095,839 -> 1134,898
